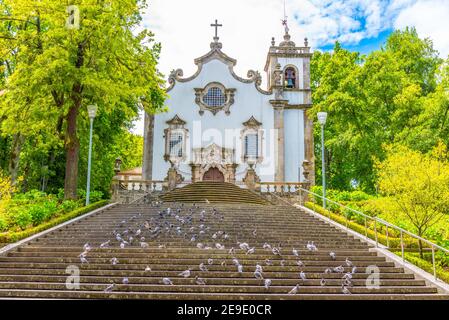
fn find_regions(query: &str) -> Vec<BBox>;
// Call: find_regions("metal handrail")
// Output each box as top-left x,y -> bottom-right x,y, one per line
299,187 -> 449,254
266,185 -> 448,281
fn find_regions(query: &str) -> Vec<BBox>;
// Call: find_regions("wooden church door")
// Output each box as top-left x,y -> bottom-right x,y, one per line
203,167 -> 225,182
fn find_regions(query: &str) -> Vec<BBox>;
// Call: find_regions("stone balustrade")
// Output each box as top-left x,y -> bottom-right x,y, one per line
111,177 -> 164,204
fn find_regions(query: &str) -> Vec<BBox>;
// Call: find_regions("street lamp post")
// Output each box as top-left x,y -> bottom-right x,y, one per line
86,104 -> 98,206
317,112 -> 328,209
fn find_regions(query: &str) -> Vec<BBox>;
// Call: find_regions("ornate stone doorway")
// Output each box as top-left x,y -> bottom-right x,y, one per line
190,143 -> 237,183
203,167 -> 225,182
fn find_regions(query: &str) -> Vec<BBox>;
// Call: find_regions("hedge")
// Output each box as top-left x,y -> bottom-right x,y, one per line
0,200 -> 109,244
304,202 -> 429,249
304,201 -> 449,284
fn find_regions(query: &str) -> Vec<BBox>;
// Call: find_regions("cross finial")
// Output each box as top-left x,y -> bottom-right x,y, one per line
210,19 -> 223,41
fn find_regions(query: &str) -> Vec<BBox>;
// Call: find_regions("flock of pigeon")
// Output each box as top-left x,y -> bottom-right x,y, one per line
78,201 -> 358,295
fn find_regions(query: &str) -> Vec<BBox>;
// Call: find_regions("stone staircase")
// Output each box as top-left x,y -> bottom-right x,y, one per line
0,200 -> 447,300
161,182 -> 271,205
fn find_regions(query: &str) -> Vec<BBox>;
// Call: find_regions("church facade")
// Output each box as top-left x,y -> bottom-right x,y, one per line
142,24 -> 315,186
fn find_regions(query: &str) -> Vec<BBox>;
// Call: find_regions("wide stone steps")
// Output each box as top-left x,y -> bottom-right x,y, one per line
160,182 -> 270,205
0,201 -> 447,300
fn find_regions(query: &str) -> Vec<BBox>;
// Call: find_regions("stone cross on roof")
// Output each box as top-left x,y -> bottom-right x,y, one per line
210,19 -> 222,41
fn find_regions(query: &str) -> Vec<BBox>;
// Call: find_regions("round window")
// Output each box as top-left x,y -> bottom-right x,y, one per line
202,87 -> 226,107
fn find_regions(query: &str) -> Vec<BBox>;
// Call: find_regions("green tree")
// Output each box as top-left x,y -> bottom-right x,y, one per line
0,0 -> 165,199
375,143 -> 449,257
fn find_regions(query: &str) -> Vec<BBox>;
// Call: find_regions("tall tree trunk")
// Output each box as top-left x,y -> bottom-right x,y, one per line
63,103 -> 80,200
8,133 -> 24,185
63,43 -> 84,200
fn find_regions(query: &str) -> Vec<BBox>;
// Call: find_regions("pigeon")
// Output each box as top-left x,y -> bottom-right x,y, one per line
228,247 -> 235,255
140,242 -> 149,248
296,260 -> 305,267
255,264 -> 263,273
80,255 -> 88,264
162,277 -> 173,285
343,272 -> 353,280
329,252 -> 336,260
288,284 -> 300,295
111,257 -> 119,265
280,260 -> 286,267
345,258 -> 353,267
246,247 -> 255,255
179,269 -> 191,278
254,270 -> 264,280
195,277 -> 206,286
104,283 -> 115,292
232,258 -> 240,266
334,266 -> 345,273
252,229 -> 257,237
299,271 -> 307,281
199,263 -> 208,272
292,248 -> 299,257
135,229 -> 141,236
197,243 -> 204,249
342,285 -> 352,295
264,279 -> 272,290
145,266 -> 152,272
122,277 -> 129,285
83,243 -> 91,251
306,241 -> 317,251
207,258 -> 214,265
320,278 -> 326,286
120,242 -> 125,249
237,265 -> 243,273
100,240 -> 110,248
324,268 -> 333,274
221,260 -> 227,266
265,259 -> 273,266
239,242 -> 250,251
263,243 -> 272,250
351,266 -> 357,274
272,247 -> 281,256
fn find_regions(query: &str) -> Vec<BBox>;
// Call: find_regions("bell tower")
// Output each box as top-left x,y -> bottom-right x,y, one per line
264,23 -> 315,184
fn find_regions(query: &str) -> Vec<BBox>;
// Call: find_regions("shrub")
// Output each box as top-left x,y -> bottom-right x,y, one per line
60,200 -> 80,213
0,216 -> 7,232
14,209 -> 32,230
28,201 -> 58,226
0,200 -> 109,243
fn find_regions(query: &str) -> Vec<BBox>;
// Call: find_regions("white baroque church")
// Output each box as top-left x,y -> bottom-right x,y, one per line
141,21 -> 315,187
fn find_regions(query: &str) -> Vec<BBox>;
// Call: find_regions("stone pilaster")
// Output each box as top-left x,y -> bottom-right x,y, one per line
142,112 -> 154,180
303,111 -> 315,185
303,55 -> 312,105
270,100 -> 287,182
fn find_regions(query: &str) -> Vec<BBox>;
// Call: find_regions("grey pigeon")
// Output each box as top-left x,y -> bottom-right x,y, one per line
288,284 -> 300,295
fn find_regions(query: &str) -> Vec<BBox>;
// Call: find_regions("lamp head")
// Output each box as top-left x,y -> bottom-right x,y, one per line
87,104 -> 98,119
317,112 -> 328,125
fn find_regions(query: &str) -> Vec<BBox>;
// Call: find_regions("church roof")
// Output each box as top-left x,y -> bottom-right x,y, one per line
167,38 -> 270,95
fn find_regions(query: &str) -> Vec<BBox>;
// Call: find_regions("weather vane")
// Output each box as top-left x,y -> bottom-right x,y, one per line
281,0 -> 289,34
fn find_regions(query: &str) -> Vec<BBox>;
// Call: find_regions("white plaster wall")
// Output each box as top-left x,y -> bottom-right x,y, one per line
152,59 -> 277,182
284,109 -> 305,182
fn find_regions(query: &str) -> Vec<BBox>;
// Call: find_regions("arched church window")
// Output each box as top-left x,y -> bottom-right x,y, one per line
169,132 -> 184,157
284,67 -> 296,88
203,87 -> 226,107
241,116 -> 263,164
245,134 -> 258,158
164,114 -> 188,163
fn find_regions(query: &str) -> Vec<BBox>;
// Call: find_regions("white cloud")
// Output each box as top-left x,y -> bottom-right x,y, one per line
394,0 -> 449,58
130,0 -> 449,135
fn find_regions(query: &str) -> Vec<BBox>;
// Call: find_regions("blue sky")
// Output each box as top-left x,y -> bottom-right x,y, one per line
320,30 -> 392,54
